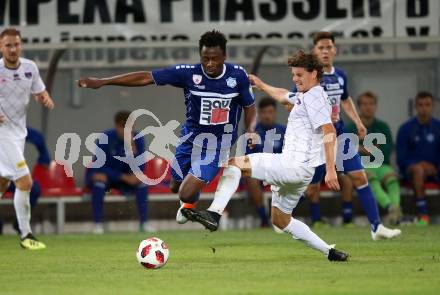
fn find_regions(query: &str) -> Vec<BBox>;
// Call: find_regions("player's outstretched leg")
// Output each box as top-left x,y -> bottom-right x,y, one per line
272,206 -> 348,262
182,158 -> 244,231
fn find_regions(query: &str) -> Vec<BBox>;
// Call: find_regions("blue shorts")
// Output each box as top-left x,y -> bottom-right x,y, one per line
170,141 -> 228,183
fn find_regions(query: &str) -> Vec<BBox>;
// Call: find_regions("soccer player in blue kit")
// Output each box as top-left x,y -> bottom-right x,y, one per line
302,32 -> 400,240
78,30 -> 257,223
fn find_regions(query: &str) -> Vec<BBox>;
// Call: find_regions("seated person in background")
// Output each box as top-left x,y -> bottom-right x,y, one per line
346,91 -> 402,225
245,98 -> 286,227
86,111 -> 154,234
396,91 -> 440,225
0,127 -> 50,235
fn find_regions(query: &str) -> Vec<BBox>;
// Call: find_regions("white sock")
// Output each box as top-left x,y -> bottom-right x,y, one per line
14,189 -> 32,238
283,218 -> 331,255
208,166 -> 241,214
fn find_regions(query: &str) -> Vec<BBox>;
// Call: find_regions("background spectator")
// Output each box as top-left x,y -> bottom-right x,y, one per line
86,111 -> 154,234
396,91 -> 440,225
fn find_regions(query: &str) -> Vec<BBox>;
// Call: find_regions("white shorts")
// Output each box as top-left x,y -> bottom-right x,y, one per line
248,153 -> 315,214
0,138 -> 30,181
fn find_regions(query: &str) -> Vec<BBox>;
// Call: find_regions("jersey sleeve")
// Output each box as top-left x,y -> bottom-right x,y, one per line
31,63 -> 46,94
237,71 -> 255,107
285,92 -> 296,104
304,92 -> 332,130
151,65 -> 186,88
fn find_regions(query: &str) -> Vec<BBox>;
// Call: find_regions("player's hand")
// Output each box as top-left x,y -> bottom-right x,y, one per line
248,74 -> 265,91
34,91 -> 55,109
0,115 -> 5,124
246,132 -> 260,150
325,168 -> 340,191
77,77 -> 104,89
356,123 -> 367,140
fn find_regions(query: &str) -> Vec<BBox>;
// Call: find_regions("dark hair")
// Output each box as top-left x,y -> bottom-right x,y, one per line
258,97 -> 277,110
415,91 -> 434,102
114,111 -> 131,126
313,31 -> 335,45
0,27 -> 21,39
287,50 -> 324,80
357,91 -> 378,105
199,30 -> 227,54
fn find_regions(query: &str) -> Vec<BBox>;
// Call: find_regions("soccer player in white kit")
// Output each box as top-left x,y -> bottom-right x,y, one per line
183,50 -> 348,261
0,28 -> 54,250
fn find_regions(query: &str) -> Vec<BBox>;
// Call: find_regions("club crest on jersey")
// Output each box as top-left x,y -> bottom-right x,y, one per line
25,72 -> 32,79
338,77 -> 345,86
192,74 -> 202,85
200,97 -> 231,125
226,77 -> 237,88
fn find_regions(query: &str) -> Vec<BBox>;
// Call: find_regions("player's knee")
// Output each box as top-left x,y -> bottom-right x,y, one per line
271,208 -> 290,230
169,179 -> 181,194
350,171 -> 368,187
15,175 -> 33,191
305,184 -> 320,200
409,164 -> 424,178
92,173 -> 108,184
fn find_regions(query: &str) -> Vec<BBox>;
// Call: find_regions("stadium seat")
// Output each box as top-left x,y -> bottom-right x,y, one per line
32,161 -> 82,197
144,157 -> 171,193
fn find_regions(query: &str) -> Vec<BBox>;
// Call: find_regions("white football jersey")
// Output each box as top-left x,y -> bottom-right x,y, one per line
0,57 -> 45,139
283,85 -> 332,167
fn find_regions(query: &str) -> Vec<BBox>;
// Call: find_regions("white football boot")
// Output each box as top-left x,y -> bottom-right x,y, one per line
371,224 -> 402,241
176,203 -> 189,224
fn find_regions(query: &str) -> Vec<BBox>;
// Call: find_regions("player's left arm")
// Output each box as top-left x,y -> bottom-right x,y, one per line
340,97 -> 366,138
33,90 -> 55,109
322,123 -> 340,191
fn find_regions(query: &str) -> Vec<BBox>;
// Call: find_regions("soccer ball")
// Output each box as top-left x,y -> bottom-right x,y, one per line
136,237 -> 169,269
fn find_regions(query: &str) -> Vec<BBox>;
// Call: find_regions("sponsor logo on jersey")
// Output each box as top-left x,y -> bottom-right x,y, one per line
192,74 -> 202,85
25,72 -> 32,79
200,97 -> 231,125
16,160 -> 27,169
226,77 -> 237,88
13,73 -> 20,81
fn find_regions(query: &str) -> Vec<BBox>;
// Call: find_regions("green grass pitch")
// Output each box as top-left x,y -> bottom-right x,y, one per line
1,226 -> 439,295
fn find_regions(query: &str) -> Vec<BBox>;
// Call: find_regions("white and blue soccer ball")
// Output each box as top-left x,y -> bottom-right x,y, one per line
136,237 -> 169,269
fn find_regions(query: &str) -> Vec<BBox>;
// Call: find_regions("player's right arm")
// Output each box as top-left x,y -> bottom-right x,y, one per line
78,72 -> 154,89
248,74 -> 291,105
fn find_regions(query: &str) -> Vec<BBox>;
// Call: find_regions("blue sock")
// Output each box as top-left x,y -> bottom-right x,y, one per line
92,182 -> 106,223
342,201 -> 353,224
29,182 -> 41,209
310,203 -> 321,223
136,184 -> 148,224
356,184 -> 381,232
256,206 -> 269,226
416,199 -> 428,215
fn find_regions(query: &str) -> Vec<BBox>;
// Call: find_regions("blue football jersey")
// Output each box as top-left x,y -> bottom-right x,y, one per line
246,122 -> 286,155
152,63 -> 255,150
